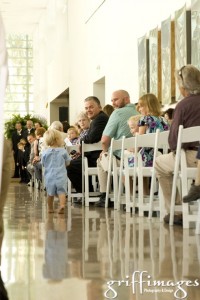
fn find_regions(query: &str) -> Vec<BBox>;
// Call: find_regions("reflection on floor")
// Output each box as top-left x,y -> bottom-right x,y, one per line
1,181 -> 200,300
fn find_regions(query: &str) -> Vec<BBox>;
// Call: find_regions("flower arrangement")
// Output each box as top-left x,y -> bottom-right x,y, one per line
4,113 -> 48,139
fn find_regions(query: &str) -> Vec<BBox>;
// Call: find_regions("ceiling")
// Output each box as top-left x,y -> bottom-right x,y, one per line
0,0 -> 49,34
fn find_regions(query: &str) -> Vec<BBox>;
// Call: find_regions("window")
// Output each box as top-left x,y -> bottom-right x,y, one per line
4,34 -> 33,121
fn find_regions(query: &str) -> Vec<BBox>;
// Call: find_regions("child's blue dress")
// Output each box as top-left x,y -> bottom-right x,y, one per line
42,148 -> 71,196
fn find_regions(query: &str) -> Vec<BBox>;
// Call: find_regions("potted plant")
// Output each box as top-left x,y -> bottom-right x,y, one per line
4,113 -> 48,139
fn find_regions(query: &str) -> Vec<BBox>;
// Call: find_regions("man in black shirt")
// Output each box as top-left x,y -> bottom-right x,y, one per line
67,96 -> 108,193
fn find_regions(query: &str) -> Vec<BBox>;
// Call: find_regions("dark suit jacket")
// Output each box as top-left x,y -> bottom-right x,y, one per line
80,111 -> 109,166
24,128 -> 35,139
11,129 -> 27,152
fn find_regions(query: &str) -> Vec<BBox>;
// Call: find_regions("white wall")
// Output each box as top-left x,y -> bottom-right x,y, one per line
34,0 -> 188,124
33,0 -> 69,122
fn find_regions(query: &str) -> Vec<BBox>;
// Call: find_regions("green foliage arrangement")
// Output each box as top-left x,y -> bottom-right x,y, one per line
4,113 -> 48,139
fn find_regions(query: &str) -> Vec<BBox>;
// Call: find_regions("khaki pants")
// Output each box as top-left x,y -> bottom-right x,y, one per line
155,150 -> 197,213
0,139 -> 12,258
97,157 -> 120,193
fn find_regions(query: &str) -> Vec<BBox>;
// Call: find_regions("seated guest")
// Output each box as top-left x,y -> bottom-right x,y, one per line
183,145 -> 200,203
32,127 -> 46,185
155,65 -> 200,225
26,133 -> 36,186
76,112 -> 91,141
68,112 -> 91,160
62,120 -> 71,133
102,104 -> 114,117
164,108 -> 174,126
136,93 -> 169,167
95,89 -> 139,207
67,96 -> 109,194
65,126 -> 79,146
49,120 -> 68,144
34,121 -> 42,130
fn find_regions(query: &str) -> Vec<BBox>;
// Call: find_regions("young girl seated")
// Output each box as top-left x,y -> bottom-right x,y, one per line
126,114 -> 142,166
64,126 -> 79,146
42,129 -> 71,214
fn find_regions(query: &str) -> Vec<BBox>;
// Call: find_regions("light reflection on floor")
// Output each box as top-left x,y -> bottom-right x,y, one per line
1,181 -> 200,300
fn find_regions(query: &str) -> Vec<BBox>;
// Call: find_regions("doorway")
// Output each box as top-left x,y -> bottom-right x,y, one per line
93,77 -> 105,107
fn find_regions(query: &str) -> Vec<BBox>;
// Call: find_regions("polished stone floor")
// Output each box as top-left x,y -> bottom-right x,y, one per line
1,181 -> 200,300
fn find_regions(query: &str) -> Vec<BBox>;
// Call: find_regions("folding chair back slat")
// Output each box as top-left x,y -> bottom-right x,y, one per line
169,125 -> 200,228
105,137 -> 124,208
133,130 -> 159,216
82,141 -> 102,206
149,130 -> 170,219
117,136 -> 136,212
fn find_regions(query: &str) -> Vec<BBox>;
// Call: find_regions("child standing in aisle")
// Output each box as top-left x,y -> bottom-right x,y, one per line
17,139 -> 30,183
42,129 -> 71,213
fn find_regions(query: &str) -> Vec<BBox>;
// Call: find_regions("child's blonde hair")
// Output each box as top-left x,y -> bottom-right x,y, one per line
127,114 -> 142,126
20,138 -> 27,145
43,129 -> 62,147
137,93 -> 162,117
77,112 -> 90,122
67,126 -> 79,136
17,142 -> 25,149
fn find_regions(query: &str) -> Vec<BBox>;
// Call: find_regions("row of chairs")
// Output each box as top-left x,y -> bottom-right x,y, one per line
67,125 -> 200,233
106,130 -> 169,217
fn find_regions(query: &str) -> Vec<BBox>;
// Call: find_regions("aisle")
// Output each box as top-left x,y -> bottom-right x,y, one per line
1,182 -> 200,300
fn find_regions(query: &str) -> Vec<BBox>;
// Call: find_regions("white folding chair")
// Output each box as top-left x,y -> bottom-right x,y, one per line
66,144 -> 83,202
82,141 -> 102,206
169,125 -> 200,228
133,130 -> 159,217
196,200 -> 200,234
117,136 -> 136,212
148,130 -> 170,220
105,137 -> 124,209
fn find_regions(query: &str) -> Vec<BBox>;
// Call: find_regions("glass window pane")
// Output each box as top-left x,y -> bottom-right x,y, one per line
5,34 -> 33,118
5,93 -> 29,102
29,103 -> 34,111
28,50 -> 33,57
8,76 -> 27,85
28,68 -> 33,76
7,49 -> 26,58
29,94 -> 33,102
28,85 -> 33,92
6,85 -> 29,93
28,59 -> 33,67
4,102 -> 27,111
8,58 -> 27,67
9,67 -> 26,76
